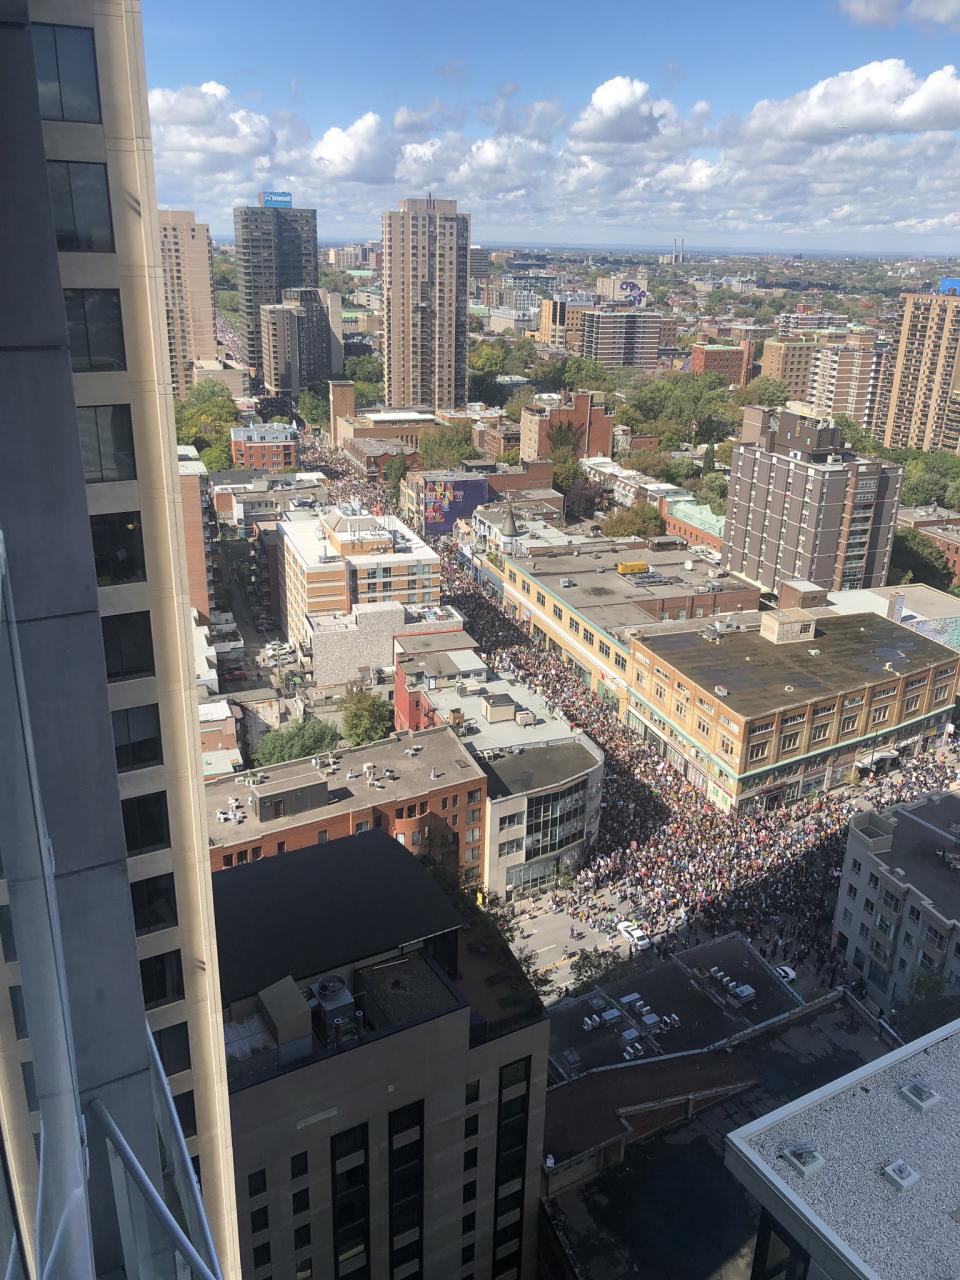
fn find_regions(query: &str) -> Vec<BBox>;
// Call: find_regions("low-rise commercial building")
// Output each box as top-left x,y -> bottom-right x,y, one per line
519,390 -> 614,462
837,793 -> 960,1010
907,524 -> 960,586
896,503 -> 960,532
627,608 -> 958,812
277,506 -> 441,648
230,423 -> 299,471
206,726 -> 487,875
394,657 -> 604,898
342,436 -> 420,483
399,470 -> 491,536
727,1017 -> 960,1280
216,829 -> 548,1280
659,494 -> 726,552
501,541 -> 761,717
209,471 -> 329,529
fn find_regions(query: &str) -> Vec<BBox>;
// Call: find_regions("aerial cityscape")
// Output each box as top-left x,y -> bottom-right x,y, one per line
5,3 -> 960,1279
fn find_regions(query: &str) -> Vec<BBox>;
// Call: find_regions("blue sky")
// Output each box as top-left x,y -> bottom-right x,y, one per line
143,0 -> 960,250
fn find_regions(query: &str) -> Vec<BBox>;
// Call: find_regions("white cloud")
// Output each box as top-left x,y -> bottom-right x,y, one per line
838,0 -> 899,23
906,0 -> 960,20
840,0 -> 960,21
393,99 -> 463,137
570,75 -> 676,144
744,60 -> 960,141
310,112 -> 395,182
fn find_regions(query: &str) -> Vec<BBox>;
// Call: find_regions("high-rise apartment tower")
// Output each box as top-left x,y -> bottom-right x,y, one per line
6,4 -> 241,1272
881,287 -> 960,451
383,197 -> 470,410
234,194 -> 318,380
159,210 -> 218,399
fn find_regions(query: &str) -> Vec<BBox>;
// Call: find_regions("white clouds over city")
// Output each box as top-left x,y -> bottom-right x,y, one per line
148,61 -> 960,245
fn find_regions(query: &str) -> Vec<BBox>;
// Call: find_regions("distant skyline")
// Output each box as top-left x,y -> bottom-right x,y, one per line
144,0 -> 960,252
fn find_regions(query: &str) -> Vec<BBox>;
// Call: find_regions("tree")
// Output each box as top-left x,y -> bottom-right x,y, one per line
468,369 -> 504,406
354,380 -> 383,408
341,689 -> 395,747
500,447 -> 521,466
297,389 -> 326,425
551,451 -> 583,495
417,425 -> 480,470
901,459 -> 947,508
504,385 -> 536,422
468,314 -> 485,333
383,454 -> 408,505
546,422 -> 583,456
564,475 -> 602,521
269,414 -> 290,424
733,376 -> 789,407
199,441 -> 232,473
695,471 -> 728,516
514,944 -> 553,1001
602,503 -> 665,538
701,444 -> 716,475
253,717 -> 341,766
715,441 -> 734,468
889,529 -> 953,590
175,380 -> 239,448
569,946 -> 618,988
469,342 -> 506,374
345,354 -> 383,383
946,479 -> 960,512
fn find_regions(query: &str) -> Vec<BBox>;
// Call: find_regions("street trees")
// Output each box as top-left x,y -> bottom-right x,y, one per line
417,425 -> 479,469
602,503 -> 665,538
175,380 -> 239,451
732,375 -> 789,407
253,718 -> 341,766
341,689 -> 394,746
383,454 -> 408,505
889,529 -> 952,590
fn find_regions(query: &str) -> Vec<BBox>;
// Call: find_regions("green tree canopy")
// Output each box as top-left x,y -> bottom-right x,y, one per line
175,380 -> 240,449
253,717 -> 340,766
602,503 -> 665,538
341,690 -> 394,747
198,442 -> 232,473
551,450 -> 584,495
901,459 -> 948,508
695,471 -> 729,516
469,341 -> 507,374
383,454 -> 408,504
468,313 -> 485,333
889,529 -> 952,590
417,425 -> 480,470
504,385 -> 536,422
345,354 -> 383,382
546,422 -> 583,455
701,444 -> 716,474
354,380 -> 382,408
500,447 -> 521,466
715,441 -> 734,468
296,388 -> 327,424
946,479 -> 960,512
733,375 -> 789,407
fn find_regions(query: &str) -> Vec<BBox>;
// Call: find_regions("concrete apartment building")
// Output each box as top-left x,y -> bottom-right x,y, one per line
627,608 -> 957,812
235,194 -> 319,377
277,506 -> 441,650
578,309 -> 667,371
759,331 -> 849,400
519,390 -> 614,462
690,341 -> 754,387
0,7 -> 233,1272
596,269 -> 648,300
158,209 -> 217,400
382,197 -> 471,410
724,407 -> 902,593
536,297 -> 592,350
260,289 -> 342,398
11,2 -> 241,1269
727,1018 -> 960,1280
394,658 -> 604,897
808,330 -> 885,425
880,286 -> 960,451
215,830 -> 548,1280
836,792 -> 960,1012
498,541 -> 761,719
230,423 -> 299,472
206,726 -> 487,878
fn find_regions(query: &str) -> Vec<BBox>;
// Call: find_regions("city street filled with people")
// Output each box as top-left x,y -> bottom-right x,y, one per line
306,437 -> 960,993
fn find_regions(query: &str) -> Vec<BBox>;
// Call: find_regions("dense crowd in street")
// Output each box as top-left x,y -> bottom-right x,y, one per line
295,432 -> 960,990
440,546 -> 960,986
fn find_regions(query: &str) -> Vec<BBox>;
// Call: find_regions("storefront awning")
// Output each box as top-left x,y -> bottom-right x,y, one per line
857,748 -> 900,766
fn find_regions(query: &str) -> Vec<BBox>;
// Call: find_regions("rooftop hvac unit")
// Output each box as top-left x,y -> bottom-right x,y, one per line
782,1142 -> 825,1179
883,1160 -> 920,1192
900,1075 -> 940,1113
311,974 -> 355,1040
714,684 -> 728,697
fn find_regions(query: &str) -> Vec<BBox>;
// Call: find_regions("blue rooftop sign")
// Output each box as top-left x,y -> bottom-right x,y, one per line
261,191 -> 293,208
939,278 -> 960,295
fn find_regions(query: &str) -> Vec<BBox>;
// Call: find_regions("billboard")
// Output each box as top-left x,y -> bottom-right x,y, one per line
261,191 -> 293,208
422,476 -> 488,535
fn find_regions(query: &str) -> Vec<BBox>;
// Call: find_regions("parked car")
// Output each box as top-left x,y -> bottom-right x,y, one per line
775,964 -> 797,984
221,670 -> 248,684
617,921 -> 652,950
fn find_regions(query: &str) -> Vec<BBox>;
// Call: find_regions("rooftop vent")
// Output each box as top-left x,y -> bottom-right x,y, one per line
714,684 -> 728,697
900,1075 -> 940,1113
783,1142 -> 825,1179
784,684 -> 795,692
808,648 -> 821,657
883,1159 -> 920,1192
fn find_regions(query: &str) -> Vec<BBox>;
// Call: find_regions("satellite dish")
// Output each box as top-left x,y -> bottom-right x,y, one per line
684,559 -> 694,570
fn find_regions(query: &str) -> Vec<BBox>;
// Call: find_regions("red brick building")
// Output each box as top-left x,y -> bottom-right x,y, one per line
230,424 -> 299,471
519,390 -> 614,462
690,341 -> 754,387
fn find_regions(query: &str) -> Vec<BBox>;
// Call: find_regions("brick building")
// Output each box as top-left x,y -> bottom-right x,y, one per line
519,391 -> 614,462
690,341 -> 754,387
230,423 -> 299,471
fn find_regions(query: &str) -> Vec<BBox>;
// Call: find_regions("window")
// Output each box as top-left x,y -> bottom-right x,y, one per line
463,1180 -> 477,1204
864,897 -> 875,915
582,629 -> 594,646
252,1243 -> 271,1269
139,950 -> 183,1010
719,736 -> 735,756
468,789 -> 481,804
222,853 -> 233,868
840,714 -> 857,733
91,513 -> 145,585
292,1187 -> 309,1215
462,1244 -> 475,1265
47,161 -> 113,252
871,705 -> 889,724
102,612 -> 154,681
905,695 -> 921,713
521,580 -> 530,595
295,1262 -> 313,1280
748,742 -> 769,762
780,732 -> 800,752
463,1147 -> 478,1171
77,404 -> 136,483
868,872 -> 879,889
465,1114 -> 479,1139
64,289 -> 126,372
569,618 -> 580,635
248,1169 -> 266,1198
466,1080 -> 479,1105
852,858 -> 862,874
535,592 -> 545,607
909,905 -> 922,923
859,922 -> 869,939
291,1151 -> 308,1179
598,640 -> 610,658
615,653 -> 627,671
9,988 -> 28,1041
112,704 -> 162,771
846,883 -> 858,901
122,791 -> 170,856
250,1206 -> 269,1234
331,1124 -> 369,1278
811,724 -> 829,742
33,24 -> 100,122
130,873 -> 177,934
294,1225 -> 311,1250
154,1022 -> 190,1076
462,1212 -> 476,1234
552,604 -> 562,620
696,717 -> 711,736
842,907 -> 853,924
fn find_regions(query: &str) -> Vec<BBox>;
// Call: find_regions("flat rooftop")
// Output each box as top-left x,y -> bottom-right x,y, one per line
732,1018 -> 960,1280
204,727 -> 484,847
509,542 -> 758,641
426,669 -> 586,756
279,507 -> 438,569
639,612 -> 956,719
552,1000 -> 886,1280
398,648 -> 487,683
483,740 -> 600,800
851,792 -> 960,922
394,628 -> 478,655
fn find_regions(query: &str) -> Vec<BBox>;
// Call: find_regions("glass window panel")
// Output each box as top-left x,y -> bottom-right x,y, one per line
50,25 -> 100,123
91,512 -> 145,585
130,873 -> 178,935
154,1021 -> 190,1076
82,289 -> 126,371
113,704 -> 162,771
49,162 -> 113,252
32,24 -> 61,118
102,611 -> 154,681
121,791 -> 170,857
139,949 -> 184,1010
